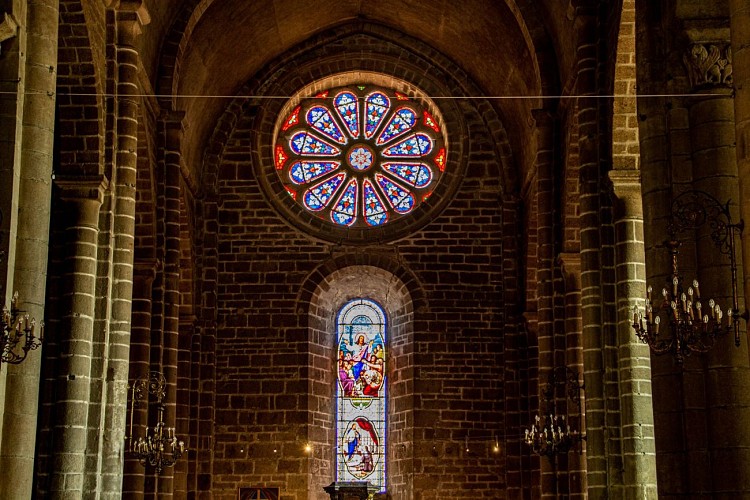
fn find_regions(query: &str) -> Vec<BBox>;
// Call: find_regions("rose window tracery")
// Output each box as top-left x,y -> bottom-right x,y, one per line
274,85 -> 446,228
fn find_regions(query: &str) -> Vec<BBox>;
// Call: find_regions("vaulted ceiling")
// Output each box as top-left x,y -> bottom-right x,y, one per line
135,0 -> 580,192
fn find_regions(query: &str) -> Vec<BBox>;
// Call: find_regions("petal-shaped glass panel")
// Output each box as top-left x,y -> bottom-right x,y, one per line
364,92 -> 391,139
381,163 -> 432,188
303,172 -> 346,211
290,131 -> 340,156
376,107 -> 417,145
289,161 -> 340,185
334,92 -> 360,139
375,173 -> 415,214
306,105 -> 347,144
381,133 -> 433,158
331,179 -> 358,226
363,179 -> 388,226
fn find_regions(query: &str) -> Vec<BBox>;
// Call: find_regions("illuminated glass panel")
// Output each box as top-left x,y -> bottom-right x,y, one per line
336,299 -> 386,492
331,179 -> 358,226
274,85 -> 445,229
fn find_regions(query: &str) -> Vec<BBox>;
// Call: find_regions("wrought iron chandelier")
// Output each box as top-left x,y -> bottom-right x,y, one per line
0,215 -> 43,365
524,366 -> 585,459
126,371 -> 185,473
632,190 -> 747,363
1,292 -> 43,364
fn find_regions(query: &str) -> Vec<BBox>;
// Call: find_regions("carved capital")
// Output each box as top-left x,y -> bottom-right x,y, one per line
608,169 -> 643,219
683,43 -> 733,90
557,252 -> 582,291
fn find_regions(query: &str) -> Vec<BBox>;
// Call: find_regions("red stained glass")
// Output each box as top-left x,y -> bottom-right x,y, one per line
275,145 -> 288,169
423,110 -> 440,133
434,147 -> 446,172
395,91 -> 410,101
315,91 -> 329,98
282,106 -> 301,131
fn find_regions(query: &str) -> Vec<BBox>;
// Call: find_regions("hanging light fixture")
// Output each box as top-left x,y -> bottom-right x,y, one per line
126,371 -> 185,473
632,190 -> 747,363
524,366 -> 585,459
1,292 -> 43,364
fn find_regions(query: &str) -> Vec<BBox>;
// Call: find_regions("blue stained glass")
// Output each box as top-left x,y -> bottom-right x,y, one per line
306,106 -> 347,144
303,172 -> 346,211
363,179 -> 388,226
290,131 -> 340,156
336,299 -> 386,492
289,161 -> 340,185
375,173 -> 415,214
382,163 -> 432,188
381,133 -> 432,157
331,180 -> 358,226
335,92 -> 359,139
375,107 -> 417,145
364,92 -> 391,139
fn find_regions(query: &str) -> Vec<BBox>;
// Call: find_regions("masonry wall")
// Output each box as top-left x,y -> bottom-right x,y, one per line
205,92 -> 509,498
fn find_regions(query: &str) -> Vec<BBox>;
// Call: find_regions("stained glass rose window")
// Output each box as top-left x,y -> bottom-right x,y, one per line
274,85 -> 446,228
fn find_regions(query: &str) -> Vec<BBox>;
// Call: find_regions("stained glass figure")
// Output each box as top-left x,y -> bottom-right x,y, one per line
275,85 -> 445,229
336,299 -> 386,492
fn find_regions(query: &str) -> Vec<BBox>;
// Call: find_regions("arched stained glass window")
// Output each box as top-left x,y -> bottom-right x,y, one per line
336,299 -> 386,492
275,86 -> 446,228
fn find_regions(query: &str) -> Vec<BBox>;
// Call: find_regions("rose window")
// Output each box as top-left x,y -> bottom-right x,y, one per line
274,85 -> 447,228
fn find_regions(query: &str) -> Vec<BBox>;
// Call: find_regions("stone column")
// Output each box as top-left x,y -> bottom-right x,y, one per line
0,1 -> 58,498
608,169 -> 658,497
48,177 -> 107,498
571,9 -> 609,496
99,3 -> 150,497
124,261 -> 157,499
157,113 -> 184,498
683,49 -> 750,491
730,0 -> 750,346
557,253 -> 587,499
531,109 -> 557,498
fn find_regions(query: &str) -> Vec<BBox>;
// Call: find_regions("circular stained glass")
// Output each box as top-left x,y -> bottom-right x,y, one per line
274,85 -> 447,228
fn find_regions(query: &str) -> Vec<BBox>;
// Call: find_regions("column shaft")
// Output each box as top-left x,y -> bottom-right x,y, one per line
0,1 -> 58,498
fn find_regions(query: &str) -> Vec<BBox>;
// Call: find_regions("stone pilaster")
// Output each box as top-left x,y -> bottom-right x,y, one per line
0,1 -> 58,499
48,176 -> 107,498
608,169 -> 658,497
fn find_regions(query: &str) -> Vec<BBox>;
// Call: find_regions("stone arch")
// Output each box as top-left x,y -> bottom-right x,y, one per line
201,22 -> 515,244
56,0 -> 105,178
300,255 -> 423,496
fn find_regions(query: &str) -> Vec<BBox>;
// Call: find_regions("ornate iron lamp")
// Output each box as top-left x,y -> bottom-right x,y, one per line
1,292 -> 43,364
126,371 -> 185,473
0,212 -> 43,365
632,190 -> 748,363
524,366 -> 585,459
